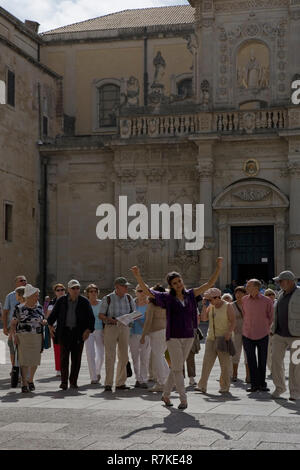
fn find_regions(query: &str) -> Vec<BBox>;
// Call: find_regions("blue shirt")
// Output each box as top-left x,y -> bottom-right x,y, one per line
3,291 -> 18,326
131,304 -> 148,335
92,301 -> 103,330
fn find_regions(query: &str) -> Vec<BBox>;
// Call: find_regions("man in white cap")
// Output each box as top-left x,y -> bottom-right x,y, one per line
48,279 -> 95,390
99,277 -> 135,392
271,271 -> 300,401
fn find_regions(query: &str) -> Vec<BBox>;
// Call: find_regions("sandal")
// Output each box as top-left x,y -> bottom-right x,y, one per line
178,402 -> 188,410
28,382 -> 35,391
21,386 -> 29,393
161,396 -> 173,407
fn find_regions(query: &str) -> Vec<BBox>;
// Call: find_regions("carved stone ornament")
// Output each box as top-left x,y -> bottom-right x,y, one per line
287,239 -> 300,249
115,168 -> 138,183
233,189 -> 270,201
242,112 -> 256,134
120,119 -> 132,139
144,167 -> 166,182
243,158 -> 259,176
215,0 -> 289,13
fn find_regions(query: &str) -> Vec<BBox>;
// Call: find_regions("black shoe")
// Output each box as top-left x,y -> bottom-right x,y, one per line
116,385 -> 130,390
104,385 -> 112,392
246,387 -> 259,392
28,382 -> 35,391
259,386 -> 270,392
21,386 -> 29,393
69,383 -> 78,389
59,383 -> 68,390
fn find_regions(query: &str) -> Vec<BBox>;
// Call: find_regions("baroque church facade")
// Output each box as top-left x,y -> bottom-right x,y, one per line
1,0 -> 300,298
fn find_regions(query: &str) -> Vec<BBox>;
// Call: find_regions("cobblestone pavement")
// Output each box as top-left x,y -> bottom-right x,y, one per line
0,329 -> 299,450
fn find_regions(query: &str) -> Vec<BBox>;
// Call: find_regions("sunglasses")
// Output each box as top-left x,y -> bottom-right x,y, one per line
56,289 -> 65,292
88,290 -> 98,293
71,286 -> 80,290
136,290 -> 143,293
19,279 -> 26,282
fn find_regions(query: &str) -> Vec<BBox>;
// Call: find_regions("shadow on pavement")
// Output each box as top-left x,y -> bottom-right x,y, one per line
121,407 -> 232,440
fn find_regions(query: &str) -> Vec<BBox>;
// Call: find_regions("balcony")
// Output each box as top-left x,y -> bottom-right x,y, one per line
120,107 -> 300,139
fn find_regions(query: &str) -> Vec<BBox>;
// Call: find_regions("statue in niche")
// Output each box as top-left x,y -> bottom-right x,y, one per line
246,50 -> 261,88
237,67 -> 248,89
153,51 -> 166,86
201,80 -> 210,109
259,66 -> 270,89
237,46 -> 269,90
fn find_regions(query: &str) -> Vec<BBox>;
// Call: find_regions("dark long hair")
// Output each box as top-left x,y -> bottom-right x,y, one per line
166,271 -> 184,297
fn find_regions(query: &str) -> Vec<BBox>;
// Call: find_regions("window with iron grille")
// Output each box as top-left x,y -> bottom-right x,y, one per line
177,78 -> 193,98
4,203 -> 13,242
98,84 -> 120,128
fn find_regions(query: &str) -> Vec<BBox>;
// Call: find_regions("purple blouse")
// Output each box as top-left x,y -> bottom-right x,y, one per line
150,288 -> 198,341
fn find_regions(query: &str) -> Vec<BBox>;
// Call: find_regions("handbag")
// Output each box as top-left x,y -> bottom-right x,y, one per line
126,361 -> 133,378
212,306 -> 236,357
197,327 -> 204,341
11,345 -> 20,388
43,325 -> 51,350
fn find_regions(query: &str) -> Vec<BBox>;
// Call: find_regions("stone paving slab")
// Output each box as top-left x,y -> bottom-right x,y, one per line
1,329 -> 300,450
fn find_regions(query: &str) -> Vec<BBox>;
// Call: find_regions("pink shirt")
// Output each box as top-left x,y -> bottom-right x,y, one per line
242,293 -> 273,340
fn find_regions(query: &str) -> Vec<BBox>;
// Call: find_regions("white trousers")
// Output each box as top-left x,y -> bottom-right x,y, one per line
164,337 -> 194,402
85,329 -> 105,382
129,334 -> 151,383
148,329 -> 169,385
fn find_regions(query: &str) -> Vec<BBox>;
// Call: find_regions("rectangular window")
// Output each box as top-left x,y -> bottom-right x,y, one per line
7,70 -> 15,107
4,203 -> 13,242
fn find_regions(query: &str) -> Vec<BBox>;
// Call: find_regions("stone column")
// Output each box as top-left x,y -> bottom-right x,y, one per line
287,150 -> 300,276
194,140 -> 215,283
217,215 -> 228,288
274,213 -> 286,276
193,0 -> 215,105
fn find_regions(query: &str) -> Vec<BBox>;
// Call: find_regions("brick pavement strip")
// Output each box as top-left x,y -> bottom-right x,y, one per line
0,331 -> 300,450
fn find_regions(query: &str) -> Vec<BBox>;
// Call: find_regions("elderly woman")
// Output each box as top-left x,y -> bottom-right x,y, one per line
131,258 -> 223,410
140,284 -> 169,392
11,284 -> 46,393
196,287 -> 235,395
85,284 -> 104,384
129,285 -> 151,388
264,288 -> 277,374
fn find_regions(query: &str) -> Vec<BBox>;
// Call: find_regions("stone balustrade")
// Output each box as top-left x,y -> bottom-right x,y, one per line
119,107 -> 299,139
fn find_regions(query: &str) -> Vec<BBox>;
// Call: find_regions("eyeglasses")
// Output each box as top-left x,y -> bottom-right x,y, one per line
56,289 -> 65,292
71,286 -> 80,290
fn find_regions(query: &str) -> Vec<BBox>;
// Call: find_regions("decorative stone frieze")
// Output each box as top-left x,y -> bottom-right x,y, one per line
233,189 -> 270,201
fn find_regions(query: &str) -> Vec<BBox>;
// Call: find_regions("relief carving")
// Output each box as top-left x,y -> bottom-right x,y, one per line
233,189 -> 270,201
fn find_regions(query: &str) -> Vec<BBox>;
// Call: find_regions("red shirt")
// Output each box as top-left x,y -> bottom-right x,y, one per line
242,293 -> 273,340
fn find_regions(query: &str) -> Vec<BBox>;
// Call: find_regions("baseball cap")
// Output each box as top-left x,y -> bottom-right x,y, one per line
114,277 -> 131,286
203,288 -> 222,299
68,279 -> 81,288
273,271 -> 297,282
23,284 -> 40,298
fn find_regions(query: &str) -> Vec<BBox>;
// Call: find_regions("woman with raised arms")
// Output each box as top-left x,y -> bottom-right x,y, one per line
131,257 -> 223,410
